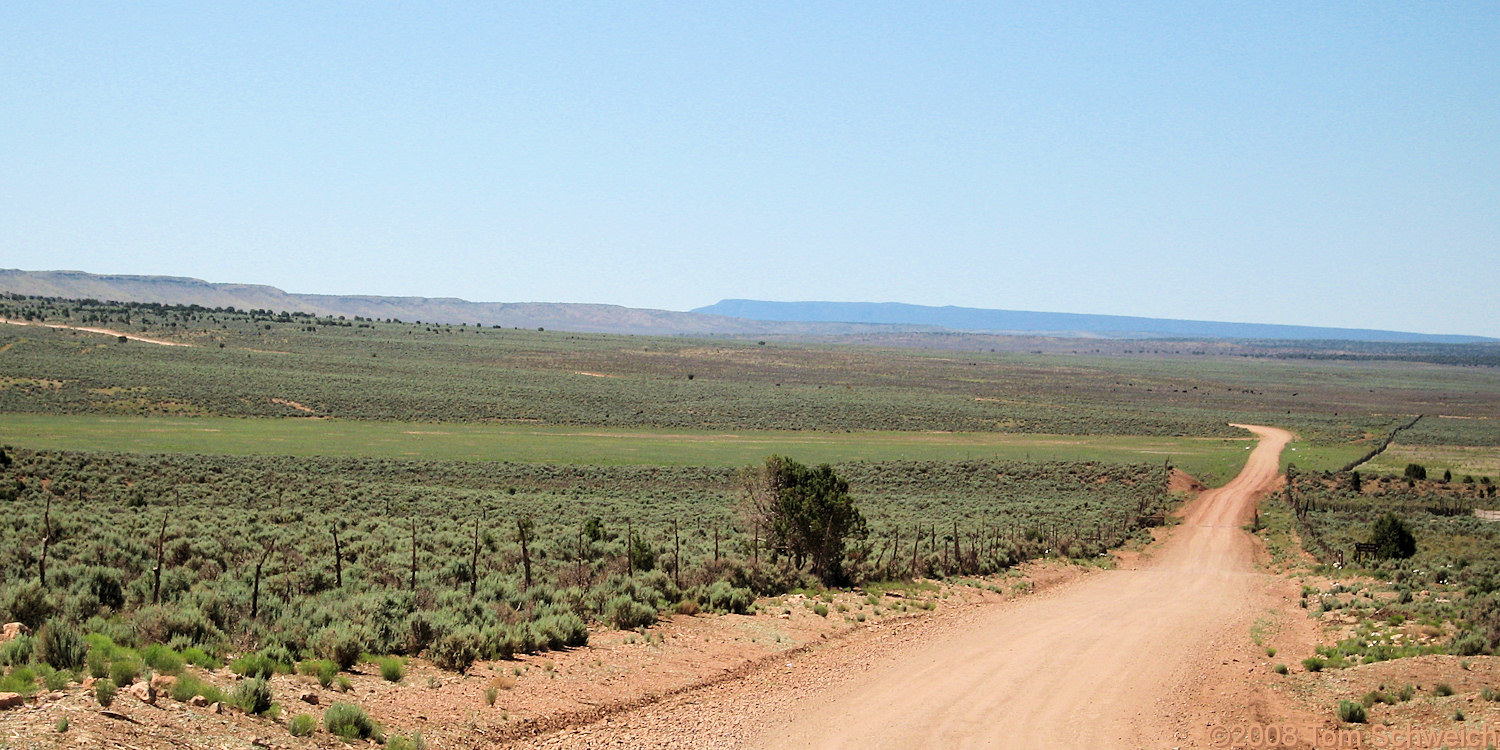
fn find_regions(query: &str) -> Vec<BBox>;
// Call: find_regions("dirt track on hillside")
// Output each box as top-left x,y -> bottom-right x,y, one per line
0,318 -> 191,346
514,425 -> 1292,750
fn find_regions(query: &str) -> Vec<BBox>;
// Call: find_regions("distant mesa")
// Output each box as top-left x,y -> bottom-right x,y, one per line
0,269 -> 1490,343
692,300 -> 1494,344
0,269 -> 933,338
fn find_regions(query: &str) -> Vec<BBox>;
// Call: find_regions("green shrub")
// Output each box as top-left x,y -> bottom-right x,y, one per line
377,656 -> 404,683
0,666 -> 38,696
1451,633 -> 1487,657
34,620 -> 87,671
324,702 -> 382,741
1434,683 -> 1454,696
94,678 -> 117,707
313,628 -> 364,671
335,675 -> 352,692
109,659 -> 141,688
170,674 -> 226,704
813,604 -> 829,617
230,652 -> 278,679
54,717 -> 68,733
132,604 -> 220,647
38,664 -> 71,691
605,596 -> 657,630
180,646 -> 220,670
232,677 -> 273,715
86,647 -> 111,679
431,629 -> 481,673
1272,664 -> 1288,675
1370,513 -> 1416,559
78,566 -> 125,612
533,612 -> 588,650
3,582 -> 54,630
289,713 -> 316,737
388,733 -> 426,750
1396,683 -> 1415,701
1337,700 -> 1366,723
628,535 -> 656,572
486,623 -> 531,660
1302,656 -> 1325,672
260,644 -> 297,669
0,634 -> 33,666
299,659 -> 337,688
703,582 -> 753,614
141,644 -> 185,675
406,615 -> 436,656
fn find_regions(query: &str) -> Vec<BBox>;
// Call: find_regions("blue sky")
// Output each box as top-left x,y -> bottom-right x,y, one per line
3,3 -> 1496,336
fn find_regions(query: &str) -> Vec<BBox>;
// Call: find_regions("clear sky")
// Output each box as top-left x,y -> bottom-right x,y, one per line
3,3 -> 1496,336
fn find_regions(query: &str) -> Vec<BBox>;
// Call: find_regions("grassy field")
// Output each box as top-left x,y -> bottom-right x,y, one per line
5,297 -> 1496,444
0,414 -> 1276,483
1278,438 -> 1372,475
1366,441 -> 1500,480
5,296 -> 1488,487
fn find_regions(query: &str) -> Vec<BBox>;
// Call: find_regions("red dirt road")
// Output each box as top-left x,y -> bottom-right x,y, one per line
750,424 -> 1291,750
0,318 -> 191,346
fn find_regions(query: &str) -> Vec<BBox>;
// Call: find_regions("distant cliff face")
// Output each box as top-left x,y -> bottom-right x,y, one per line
692,299 -> 1494,344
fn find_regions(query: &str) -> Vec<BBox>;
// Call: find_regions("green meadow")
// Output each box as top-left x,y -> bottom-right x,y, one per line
0,414 -> 1275,482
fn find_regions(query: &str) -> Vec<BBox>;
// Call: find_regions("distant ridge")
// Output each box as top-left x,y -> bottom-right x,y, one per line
0,269 -> 933,337
4,270 -> 1489,343
692,300 -> 1494,344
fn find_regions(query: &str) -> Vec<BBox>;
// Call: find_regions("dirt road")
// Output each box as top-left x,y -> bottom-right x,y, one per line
748,424 -> 1291,750
0,318 -> 191,346
507,424 -> 1292,750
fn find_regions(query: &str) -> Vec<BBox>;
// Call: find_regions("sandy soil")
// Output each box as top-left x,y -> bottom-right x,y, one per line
1,573 -> 1073,749
0,319 -> 191,347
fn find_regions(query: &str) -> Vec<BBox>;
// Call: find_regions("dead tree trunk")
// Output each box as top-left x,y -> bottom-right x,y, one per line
517,517 -> 533,591
891,528 -> 900,579
331,524 -> 343,589
911,527 -> 920,579
408,516 -> 419,592
39,490 -> 53,587
251,540 -> 276,620
577,524 -> 586,583
469,509 -> 484,598
152,512 -> 168,604
953,520 -> 961,575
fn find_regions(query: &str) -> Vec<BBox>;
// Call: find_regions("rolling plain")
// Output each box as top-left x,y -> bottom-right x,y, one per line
0,294 -> 1498,748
